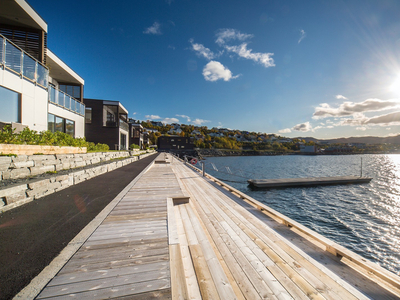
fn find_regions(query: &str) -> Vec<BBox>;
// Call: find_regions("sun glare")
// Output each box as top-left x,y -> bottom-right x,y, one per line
390,74 -> 400,96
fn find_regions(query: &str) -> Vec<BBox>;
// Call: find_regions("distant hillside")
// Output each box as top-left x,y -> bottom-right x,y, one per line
298,135 -> 400,145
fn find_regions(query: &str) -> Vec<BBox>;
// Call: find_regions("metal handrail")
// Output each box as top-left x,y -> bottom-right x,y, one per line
48,85 -> 85,116
0,33 -> 49,88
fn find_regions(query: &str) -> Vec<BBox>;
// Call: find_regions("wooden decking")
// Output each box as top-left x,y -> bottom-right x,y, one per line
36,153 -> 400,299
248,176 -> 372,188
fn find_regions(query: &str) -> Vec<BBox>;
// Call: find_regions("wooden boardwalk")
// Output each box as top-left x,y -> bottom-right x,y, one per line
36,153 -> 400,299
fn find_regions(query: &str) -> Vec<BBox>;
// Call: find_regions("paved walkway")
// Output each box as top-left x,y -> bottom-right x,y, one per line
0,154 -> 157,300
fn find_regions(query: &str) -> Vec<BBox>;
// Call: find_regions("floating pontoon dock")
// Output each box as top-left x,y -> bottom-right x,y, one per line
248,175 -> 372,189
24,153 -> 398,299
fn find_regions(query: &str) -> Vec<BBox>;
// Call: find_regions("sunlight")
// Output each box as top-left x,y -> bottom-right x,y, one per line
390,74 -> 400,96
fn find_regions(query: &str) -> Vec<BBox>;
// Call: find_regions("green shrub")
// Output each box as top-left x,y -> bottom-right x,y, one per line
0,125 -> 109,152
130,143 -> 140,149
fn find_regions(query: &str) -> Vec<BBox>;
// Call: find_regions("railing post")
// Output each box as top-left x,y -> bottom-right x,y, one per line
202,162 -> 205,177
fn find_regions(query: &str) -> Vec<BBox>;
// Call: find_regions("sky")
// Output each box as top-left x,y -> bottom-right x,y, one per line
28,0 -> 400,139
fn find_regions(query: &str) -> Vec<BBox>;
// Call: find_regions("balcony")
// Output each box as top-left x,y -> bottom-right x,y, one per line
0,34 -> 48,88
49,85 -> 85,116
119,119 -> 129,132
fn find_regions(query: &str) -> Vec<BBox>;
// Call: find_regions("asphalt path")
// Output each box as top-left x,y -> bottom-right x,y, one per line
0,153 -> 157,300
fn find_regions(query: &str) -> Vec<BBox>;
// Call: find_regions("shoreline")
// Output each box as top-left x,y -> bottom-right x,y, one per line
196,149 -> 400,157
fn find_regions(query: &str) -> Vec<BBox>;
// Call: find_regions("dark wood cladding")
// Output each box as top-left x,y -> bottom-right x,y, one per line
84,99 -> 127,150
0,24 -> 46,63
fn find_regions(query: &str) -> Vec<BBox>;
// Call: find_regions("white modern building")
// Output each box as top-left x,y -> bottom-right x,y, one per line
0,0 -> 85,137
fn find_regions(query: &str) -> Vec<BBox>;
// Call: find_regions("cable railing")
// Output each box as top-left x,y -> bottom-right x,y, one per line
0,34 -> 49,88
48,85 -> 85,116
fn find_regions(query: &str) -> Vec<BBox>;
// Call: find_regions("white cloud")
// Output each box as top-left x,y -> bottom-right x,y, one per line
326,125 -> 334,129
176,114 -> 191,122
189,39 -> 217,60
192,118 -> 210,125
313,98 -> 400,119
165,0 -> 173,4
364,111 -> 400,126
143,22 -> 162,35
356,127 -> 367,131
162,117 -> 179,124
145,115 -> 161,120
168,45 -> 176,50
224,43 -> 275,68
336,95 -> 348,100
203,61 -> 240,82
338,110 -> 400,127
278,128 -> 292,133
215,28 -> 254,45
132,112 -> 137,116
292,122 -> 312,132
298,29 -> 306,44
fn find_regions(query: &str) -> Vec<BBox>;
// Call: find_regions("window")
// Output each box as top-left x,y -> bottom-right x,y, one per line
0,86 -> 21,123
55,116 -> 65,132
85,107 -> 92,123
59,84 -> 81,100
48,114 -> 55,132
103,105 -> 118,127
120,133 -> 127,150
48,113 -> 75,137
66,119 -> 75,137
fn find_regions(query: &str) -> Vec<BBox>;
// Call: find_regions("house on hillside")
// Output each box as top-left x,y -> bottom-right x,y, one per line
83,99 -> 129,150
0,0 -> 85,137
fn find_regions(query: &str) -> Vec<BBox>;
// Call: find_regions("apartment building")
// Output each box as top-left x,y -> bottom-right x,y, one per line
0,0 -> 85,137
84,99 -> 129,150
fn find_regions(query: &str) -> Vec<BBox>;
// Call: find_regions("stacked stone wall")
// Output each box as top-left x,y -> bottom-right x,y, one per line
0,151 -> 155,212
0,151 -> 145,181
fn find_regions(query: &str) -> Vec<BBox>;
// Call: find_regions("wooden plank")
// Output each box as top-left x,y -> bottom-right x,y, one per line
167,198 -> 179,245
173,203 -> 202,299
169,244 -> 189,300
181,204 -> 238,300
58,253 -> 170,275
189,244 -> 220,300
37,278 -> 170,300
37,269 -> 170,298
48,261 -> 169,286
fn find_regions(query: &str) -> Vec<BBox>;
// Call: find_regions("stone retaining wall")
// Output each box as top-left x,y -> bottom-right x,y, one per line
0,151 -> 148,181
0,151 -> 155,213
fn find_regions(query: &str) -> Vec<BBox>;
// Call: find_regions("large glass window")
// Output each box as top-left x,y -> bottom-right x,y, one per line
55,116 -> 65,132
48,113 -> 75,137
85,107 -> 92,123
48,114 -> 55,132
0,86 -> 21,123
66,119 -> 75,137
103,105 -> 118,127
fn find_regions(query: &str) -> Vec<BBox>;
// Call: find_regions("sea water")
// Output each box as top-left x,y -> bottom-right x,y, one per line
202,154 -> 400,275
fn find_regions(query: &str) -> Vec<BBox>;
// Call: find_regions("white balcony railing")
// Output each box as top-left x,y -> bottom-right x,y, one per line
49,85 -> 85,116
0,34 -> 49,88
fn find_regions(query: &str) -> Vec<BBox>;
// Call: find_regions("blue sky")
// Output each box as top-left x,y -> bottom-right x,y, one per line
29,0 -> 400,139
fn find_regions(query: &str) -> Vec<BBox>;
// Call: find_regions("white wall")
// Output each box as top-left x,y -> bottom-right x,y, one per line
1,68 -> 48,132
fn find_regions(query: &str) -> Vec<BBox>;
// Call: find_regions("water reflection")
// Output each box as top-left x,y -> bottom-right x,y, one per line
205,154 -> 400,275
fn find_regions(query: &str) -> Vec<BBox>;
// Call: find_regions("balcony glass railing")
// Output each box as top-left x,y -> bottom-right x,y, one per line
119,119 -> 129,131
49,85 -> 85,116
0,34 -> 49,88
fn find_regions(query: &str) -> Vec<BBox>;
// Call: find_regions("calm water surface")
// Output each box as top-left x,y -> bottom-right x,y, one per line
202,154 -> 400,275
